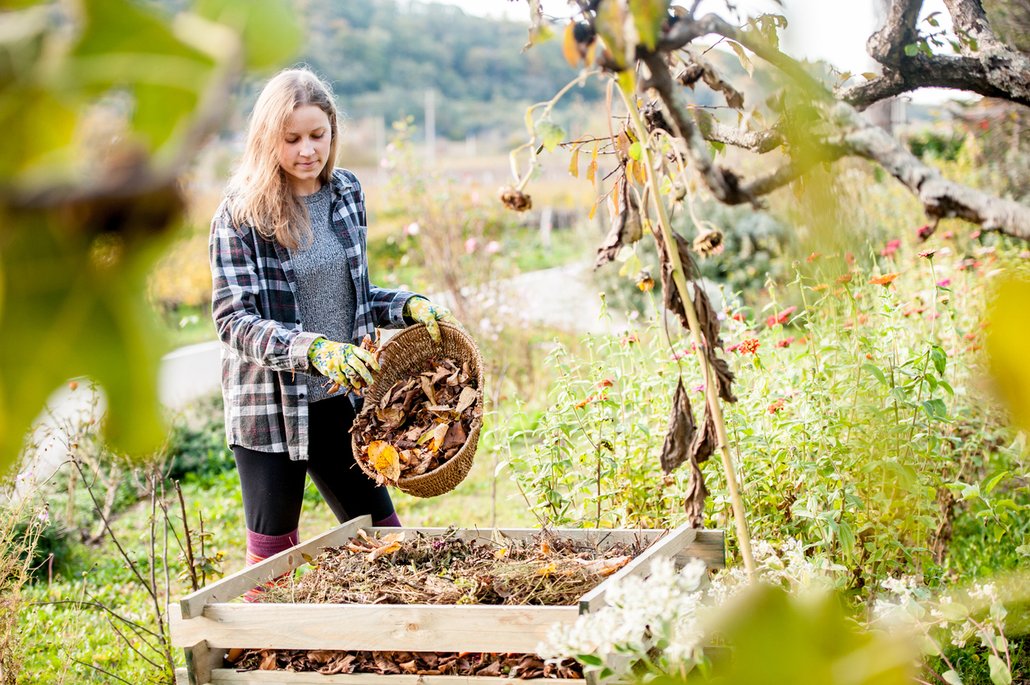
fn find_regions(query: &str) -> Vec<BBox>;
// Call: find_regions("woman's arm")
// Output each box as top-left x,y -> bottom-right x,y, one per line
209,206 -> 322,371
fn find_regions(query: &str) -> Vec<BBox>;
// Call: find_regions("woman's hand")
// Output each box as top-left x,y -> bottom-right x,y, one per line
308,338 -> 380,393
404,297 -> 460,343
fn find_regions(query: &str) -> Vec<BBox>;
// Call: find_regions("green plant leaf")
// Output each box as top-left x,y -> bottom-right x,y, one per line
942,670 -> 963,685
628,0 -> 670,51
922,398 -> 948,422
988,654 -> 1011,685
537,121 -> 566,152
193,0 -> 301,69
904,43 -> 919,57
595,0 -> 630,70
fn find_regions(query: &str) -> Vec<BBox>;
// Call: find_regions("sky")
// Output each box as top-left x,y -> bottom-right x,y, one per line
437,0 -> 959,103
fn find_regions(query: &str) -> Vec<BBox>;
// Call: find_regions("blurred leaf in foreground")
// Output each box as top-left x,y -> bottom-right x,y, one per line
985,272 -> 1030,434
0,0 -> 301,475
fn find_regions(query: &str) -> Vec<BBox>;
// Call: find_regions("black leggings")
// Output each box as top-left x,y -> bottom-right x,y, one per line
232,394 -> 395,536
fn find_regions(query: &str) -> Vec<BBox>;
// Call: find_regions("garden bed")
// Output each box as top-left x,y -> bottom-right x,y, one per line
169,515 -> 724,685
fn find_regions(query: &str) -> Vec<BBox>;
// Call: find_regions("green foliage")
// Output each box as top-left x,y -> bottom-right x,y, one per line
163,395 -> 234,484
908,130 -> 965,162
0,1 -> 301,474
505,240 -> 1029,591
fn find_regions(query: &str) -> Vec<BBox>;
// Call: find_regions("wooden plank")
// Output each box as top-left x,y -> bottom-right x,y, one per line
179,515 -> 372,618
577,523 -> 698,614
674,529 -> 725,569
209,671 -> 581,684
184,639 -> 223,685
170,603 -> 579,653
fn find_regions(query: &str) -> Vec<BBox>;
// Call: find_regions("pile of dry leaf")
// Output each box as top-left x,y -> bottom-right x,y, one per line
235,529 -> 645,677
228,649 -> 581,678
352,355 -> 481,485
260,528 -> 645,606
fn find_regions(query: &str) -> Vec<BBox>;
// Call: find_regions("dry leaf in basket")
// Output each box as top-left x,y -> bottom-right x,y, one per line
352,355 -> 481,485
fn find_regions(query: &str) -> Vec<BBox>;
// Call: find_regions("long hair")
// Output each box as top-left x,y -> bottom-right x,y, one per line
226,68 -> 340,249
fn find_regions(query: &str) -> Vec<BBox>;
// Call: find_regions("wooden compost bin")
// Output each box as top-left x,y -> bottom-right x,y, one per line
170,515 -> 725,685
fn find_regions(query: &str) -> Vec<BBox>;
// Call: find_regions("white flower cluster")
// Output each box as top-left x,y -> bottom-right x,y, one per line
539,557 -> 708,675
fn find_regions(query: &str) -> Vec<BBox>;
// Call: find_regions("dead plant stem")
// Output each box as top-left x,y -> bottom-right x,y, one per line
619,83 -> 755,577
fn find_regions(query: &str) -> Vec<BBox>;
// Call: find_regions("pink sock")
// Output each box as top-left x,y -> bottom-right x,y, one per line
243,528 -> 299,602
373,512 -> 402,527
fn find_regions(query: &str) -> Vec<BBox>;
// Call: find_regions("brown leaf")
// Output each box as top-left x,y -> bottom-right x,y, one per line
661,379 -> 696,474
430,422 -> 450,453
259,650 -> 278,670
693,285 -> 722,349
684,458 -> 708,528
476,660 -> 503,677
455,386 -> 478,414
595,178 -> 642,268
420,375 -> 438,406
655,228 -> 699,331
707,352 -> 737,403
440,421 -> 467,453
689,403 -> 717,464
318,654 -> 357,675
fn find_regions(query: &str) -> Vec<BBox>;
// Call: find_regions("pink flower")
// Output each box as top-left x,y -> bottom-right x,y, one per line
936,278 -> 951,288
880,239 -> 902,257
765,305 -> 797,327
404,222 -> 421,237
464,237 -> 478,254
918,249 -> 936,259
776,337 -> 795,348
916,224 -> 934,241
485,240 -> 501,255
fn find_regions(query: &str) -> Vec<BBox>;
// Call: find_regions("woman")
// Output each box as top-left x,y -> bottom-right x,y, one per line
209,68 -> 456,594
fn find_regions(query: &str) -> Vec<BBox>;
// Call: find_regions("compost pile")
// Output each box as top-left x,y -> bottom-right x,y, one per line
259,528 -> 644,606
227,649 -> 582,678
351,355 -> 481,485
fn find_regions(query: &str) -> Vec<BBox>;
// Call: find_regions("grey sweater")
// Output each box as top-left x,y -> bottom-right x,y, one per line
289,183 -> 357,403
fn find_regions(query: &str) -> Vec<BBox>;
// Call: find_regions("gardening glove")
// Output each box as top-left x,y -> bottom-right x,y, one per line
404,296 -> 460,343
308,337 -> 380,393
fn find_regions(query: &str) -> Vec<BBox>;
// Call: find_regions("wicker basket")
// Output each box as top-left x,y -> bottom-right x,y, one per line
351,322 -> 484,498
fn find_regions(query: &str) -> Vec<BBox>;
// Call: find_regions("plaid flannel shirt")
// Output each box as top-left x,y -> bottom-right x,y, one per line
209,168 -> 416,460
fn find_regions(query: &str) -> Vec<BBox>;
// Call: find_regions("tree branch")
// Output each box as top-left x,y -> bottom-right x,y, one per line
642,52 -> 754,205
839,53 -> 1030,109
829,102 -> 1030,238
847,0 -> 1030,108
867,0 -> 924,67
693,110 -> 784,153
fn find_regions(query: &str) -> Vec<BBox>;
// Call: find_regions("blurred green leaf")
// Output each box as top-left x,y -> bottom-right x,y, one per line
985,274 -> 1030,432
66,0 -> 216,151
0,192 -> 181,475
193,0 -> 301,69
988,654 -> 1011,685
595,0 -> 629,70
679,585 -> 914,685
537,121 -> 566,152
629,0 -> 670,52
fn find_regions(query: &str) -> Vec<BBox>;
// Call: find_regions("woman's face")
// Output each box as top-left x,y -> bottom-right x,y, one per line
278,104 -> 332,195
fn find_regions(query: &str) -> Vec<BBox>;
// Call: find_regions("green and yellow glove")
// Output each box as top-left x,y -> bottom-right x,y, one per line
308,338 -> 380,393
404,296 -> 460,343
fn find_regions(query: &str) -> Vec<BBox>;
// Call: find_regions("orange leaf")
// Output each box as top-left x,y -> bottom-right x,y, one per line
367,441 -> 401,482
562,21 -> 580,68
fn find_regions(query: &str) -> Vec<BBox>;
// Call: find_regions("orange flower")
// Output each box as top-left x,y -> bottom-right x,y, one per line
738,338 -> 760,355
767,399 -> 786,414
869,272 -> 899,286
836,273 -> 853,284
810,283 -> 828,292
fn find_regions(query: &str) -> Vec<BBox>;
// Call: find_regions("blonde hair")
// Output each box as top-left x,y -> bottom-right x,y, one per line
226,68 -> 340,249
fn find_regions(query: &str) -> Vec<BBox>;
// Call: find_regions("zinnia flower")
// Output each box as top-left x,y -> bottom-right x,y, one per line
869,272 -> 899,286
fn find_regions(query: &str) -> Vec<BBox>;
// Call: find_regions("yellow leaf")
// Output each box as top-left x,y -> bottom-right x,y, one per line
986,274 -> 1030,432
562,21 -> 580,68
587,140 -> 599,184
430,422 -> 450,452
727,40 -> 754,77
536,562 -> 557,576
494,547 -> 508,559
367,440 -> 401,482
569,143 -> 581,178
